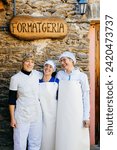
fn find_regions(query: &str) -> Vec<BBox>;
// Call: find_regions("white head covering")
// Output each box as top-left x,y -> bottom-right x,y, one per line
59,51 -> 76,64
44,60 -> 56,71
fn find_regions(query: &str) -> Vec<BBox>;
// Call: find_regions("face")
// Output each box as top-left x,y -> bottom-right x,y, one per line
23,59 -> 34,72
44,64 -> 54,76
59,57 -> 74,70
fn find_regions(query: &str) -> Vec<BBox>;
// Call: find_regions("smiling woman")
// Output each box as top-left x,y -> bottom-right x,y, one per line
55,51 -> 90,150
8,52 -> 43,150
39,60 -> 59,150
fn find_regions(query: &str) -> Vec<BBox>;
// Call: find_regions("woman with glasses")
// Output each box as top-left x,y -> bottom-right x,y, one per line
55,51 -> 90,150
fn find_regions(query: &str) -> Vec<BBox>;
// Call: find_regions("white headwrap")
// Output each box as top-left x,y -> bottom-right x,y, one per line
44,60 -> 56,71
59,51 -> 76,64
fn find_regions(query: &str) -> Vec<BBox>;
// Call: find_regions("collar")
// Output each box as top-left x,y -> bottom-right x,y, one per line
21,68 -> 32,75
64,67 -> 80,74
64,67 -> 75,74
39,76 -> 55,83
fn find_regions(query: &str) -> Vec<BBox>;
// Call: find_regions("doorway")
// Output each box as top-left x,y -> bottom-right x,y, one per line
89,22 -> 100,145
95,23 -> 100,145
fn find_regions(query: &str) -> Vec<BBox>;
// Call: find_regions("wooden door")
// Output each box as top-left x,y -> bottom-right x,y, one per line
95,23 -> 100,145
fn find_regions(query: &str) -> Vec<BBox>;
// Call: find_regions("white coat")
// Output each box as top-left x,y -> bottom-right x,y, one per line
55,69 -> 90,150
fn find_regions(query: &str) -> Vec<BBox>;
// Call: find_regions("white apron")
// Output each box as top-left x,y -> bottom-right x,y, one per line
55,80 -> 90,150
39,82 -> 58,150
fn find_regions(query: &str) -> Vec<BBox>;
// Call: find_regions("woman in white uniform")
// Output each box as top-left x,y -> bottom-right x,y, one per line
39,60 -> 59,150
8,53 -> 43,150
55,51 -> 90,150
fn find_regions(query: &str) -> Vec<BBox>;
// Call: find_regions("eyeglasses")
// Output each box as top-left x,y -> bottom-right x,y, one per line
59,57 -> 73,63
59,58 -> 68,63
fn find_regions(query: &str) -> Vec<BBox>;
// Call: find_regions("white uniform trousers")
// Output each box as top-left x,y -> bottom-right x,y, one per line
14,120 -> 42,150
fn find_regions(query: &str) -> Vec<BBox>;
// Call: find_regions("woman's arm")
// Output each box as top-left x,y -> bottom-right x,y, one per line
8,90 -> 17,128
9,105 -> 17,128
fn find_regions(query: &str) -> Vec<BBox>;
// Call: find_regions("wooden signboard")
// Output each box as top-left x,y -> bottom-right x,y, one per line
10,15 -> 68,40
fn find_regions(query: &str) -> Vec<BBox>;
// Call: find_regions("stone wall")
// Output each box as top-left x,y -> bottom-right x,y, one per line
0,0 -> 100,146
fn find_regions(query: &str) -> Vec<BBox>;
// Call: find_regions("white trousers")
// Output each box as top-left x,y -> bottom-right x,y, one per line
13,120 -> 42,150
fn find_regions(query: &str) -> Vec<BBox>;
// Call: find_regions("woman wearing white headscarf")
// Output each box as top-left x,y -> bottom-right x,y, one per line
55,51 -> 90,150
39,60 -> 59,150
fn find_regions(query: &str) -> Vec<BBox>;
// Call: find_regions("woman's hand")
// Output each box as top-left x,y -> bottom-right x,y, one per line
10,118 -> 17,128
83,120 -> 90,128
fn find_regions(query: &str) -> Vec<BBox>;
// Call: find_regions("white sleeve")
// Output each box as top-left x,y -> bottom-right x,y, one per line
9,76 -> 18,91
56,71 -> 63,80
33,70 -> 43,79
80,73 -> 90,91
38,71 -> 43,79
80,73 -> 90,120
56,71 -> 61,80
82,91 -> 90,120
